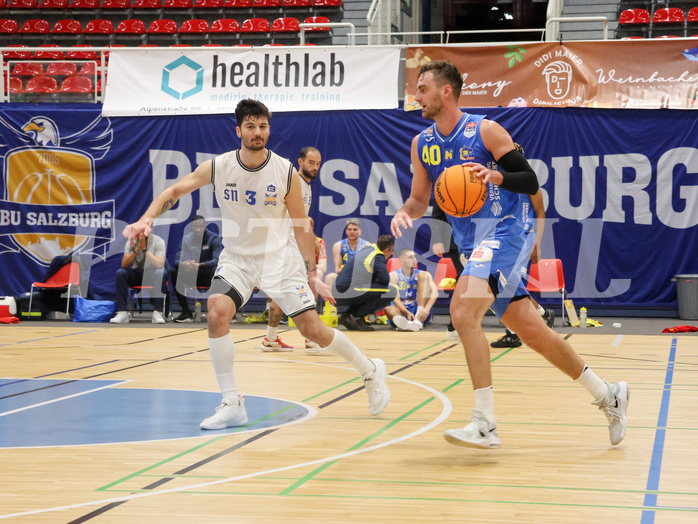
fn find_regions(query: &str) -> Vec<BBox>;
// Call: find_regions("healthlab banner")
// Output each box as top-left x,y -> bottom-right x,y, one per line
0,104 -> 696,312
103,47 -> 400,116
405,41 -> 698,110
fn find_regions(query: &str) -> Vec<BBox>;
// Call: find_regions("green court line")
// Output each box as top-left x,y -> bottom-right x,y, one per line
400,340 -> 451,361
301,376 -> 360,403
491,346 -> 516,362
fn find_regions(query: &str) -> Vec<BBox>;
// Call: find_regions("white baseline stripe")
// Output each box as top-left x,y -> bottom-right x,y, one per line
0,381 -> 129,418
0,374 -> 452,520
612,335 -> 623,347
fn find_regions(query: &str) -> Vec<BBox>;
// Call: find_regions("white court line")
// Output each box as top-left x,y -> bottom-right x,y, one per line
0,381 -> 128,418
0,373 -> 452,520
612,335 -> 623,347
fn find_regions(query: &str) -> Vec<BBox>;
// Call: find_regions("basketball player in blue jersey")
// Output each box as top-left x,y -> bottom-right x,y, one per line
124,99 -> 390,430
384,248 -> 437,332
324,218 -> 371,289
391,60 -> 628,449
261,146 -> 324,353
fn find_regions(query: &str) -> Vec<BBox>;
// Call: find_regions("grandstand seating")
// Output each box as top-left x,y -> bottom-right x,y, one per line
83,19 -> 115,45
240,16 -> 270,40
616,8 -> 650,38
10,0 -> 39,10
208,17 -> 239,43
24,74 -> 58,95
3,45 -> 31,60
46,60 -> 78,77
51,18 -> 83,42
0,18 -> 20,46
652,7 -> 686,38
40,0 -> 70,11
33,43 -> 64,59
9,76 -> 24,94
179,18 -> 209,44
114,18 -> 147,45
11,61 -> 44,77
65,43 -> 98,59
59,74 -> 94,101
147,18 -> 179,45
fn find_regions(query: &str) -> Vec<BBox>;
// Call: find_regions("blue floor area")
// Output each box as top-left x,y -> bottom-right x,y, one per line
0,379 -> 313,448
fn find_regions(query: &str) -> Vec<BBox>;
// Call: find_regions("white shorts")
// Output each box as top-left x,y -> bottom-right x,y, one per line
214,239 -> 316,317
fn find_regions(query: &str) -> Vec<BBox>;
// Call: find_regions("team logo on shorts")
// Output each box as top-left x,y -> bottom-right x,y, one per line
0,115 -> 114,266
265,184 -> 278,207
470,245 -> 493,262
295,285 -> 310,302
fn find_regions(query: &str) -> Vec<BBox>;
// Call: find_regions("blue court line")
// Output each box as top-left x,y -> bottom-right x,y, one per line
0,329 -> 101,347
640,337 -> 677,524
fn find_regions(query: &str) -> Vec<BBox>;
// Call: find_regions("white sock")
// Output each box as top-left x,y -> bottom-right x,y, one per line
325,329 -> 374,376
474,386 -> 494,418
416,305 -> 425,316
209,334 -> 238,404
266,325 -> 278,341
575,365 -> 608,401
537,304 -> 545,316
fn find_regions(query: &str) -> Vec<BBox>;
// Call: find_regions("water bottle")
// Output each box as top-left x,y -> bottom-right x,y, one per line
579,307 -> 587,328
194,301 -> 202,322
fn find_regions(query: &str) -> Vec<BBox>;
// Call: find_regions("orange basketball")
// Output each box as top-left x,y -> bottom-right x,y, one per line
434,165 -> 487,217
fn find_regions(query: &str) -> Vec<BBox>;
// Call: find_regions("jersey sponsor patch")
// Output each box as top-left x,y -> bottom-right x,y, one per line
470,245 -> 493,262
464,121 -> 477,138
480,240 -> 500,250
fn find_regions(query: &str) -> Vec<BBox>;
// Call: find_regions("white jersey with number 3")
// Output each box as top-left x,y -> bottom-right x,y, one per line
212,149 -> 294,255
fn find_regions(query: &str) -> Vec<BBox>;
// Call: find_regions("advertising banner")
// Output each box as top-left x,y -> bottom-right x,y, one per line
405,41 -> 698,110
0,105 -> 696,312
103,47 -> 400,116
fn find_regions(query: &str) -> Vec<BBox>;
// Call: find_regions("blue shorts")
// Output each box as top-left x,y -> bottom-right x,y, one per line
461,235 -> 530,318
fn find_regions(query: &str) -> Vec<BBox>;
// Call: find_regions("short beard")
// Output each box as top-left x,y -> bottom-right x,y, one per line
302,167 -> 318,180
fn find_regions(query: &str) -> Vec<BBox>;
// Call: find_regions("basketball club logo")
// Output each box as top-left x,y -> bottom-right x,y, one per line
0,115 -> 114,266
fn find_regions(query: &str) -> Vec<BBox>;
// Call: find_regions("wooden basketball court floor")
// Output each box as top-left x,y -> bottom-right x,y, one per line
1,318 -> 697,523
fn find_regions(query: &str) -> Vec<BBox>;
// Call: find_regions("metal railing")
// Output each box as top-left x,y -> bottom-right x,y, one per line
545,17 -> 609,41
299,22 -> 356,46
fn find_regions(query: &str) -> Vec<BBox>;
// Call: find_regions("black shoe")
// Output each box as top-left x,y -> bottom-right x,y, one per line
339,312 -> 359,330
174,311 -> 194,323
543,308 -> 556,329
490,332 -> 522,348
354,316 -> 375,331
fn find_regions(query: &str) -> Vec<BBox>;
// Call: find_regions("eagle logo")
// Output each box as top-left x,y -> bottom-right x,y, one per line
0,114 -> 114,265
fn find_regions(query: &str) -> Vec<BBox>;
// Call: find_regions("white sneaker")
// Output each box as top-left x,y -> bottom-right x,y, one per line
444,408 -> 501,448
151,310 -> 166,324
304,339 -> 327,354
200,396 -> 249,430
362,358 -> 390,415
393,315 -> 409,331
445,329 -> 460,341
110,311 -> 130,324
406,319 -> 423,332
260,337 -> 294,352
592,381 -> 629,445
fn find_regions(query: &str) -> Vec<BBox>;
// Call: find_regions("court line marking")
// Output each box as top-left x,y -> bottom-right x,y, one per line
0,373 -> 451,520
0,381 -> 129,418
612,335 -> 623,346
0,329 -> 102,347
641,337 -> 677,524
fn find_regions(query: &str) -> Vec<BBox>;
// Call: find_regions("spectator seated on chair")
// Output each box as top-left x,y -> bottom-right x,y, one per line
169,215 -> 223,323
111,232 -> 168,324
384,248 -> 437,332
332,234 -> 396,331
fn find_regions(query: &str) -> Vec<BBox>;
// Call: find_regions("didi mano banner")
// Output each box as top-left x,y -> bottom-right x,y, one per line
405,41 -> 698,110
104,47 -> 400,116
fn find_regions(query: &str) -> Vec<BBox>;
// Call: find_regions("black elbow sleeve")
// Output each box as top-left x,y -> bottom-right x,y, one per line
496,150 -> 539,195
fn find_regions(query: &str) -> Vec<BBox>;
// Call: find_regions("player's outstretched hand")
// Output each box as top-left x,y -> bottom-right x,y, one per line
391,210 -> 413,238
310,273 -> 336,305
123,220 -> 151,242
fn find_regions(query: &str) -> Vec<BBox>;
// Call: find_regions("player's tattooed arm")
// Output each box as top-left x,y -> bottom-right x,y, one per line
159,199 -> 175,216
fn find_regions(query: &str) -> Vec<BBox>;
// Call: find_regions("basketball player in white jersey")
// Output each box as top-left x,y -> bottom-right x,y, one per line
123,100 -> 389,430
261,147 -> 325,353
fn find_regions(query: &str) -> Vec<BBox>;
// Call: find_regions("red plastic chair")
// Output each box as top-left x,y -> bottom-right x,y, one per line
313,0 -> 341,6
132,0 -> 160,8
33,44 -> 64,59
240,17 -> 270,32
303,15 -> 329,30
29,262 -> 82,317
271,16 -> 299,32
618,8 -> 650,24
52,19 -> 83,39
60,74 -> 94,92
9,76 -> 23,93
40,0 -> 70,8
653,7 -> 685,24
253,0 -> 280,6
10,0 -> 39,8
162,0 -> 191,8
66,44 -> 98,59
70,0 -> 100,8
46,61 -> 78,77
283,0 -> 311,6
77,61 -> 97,76
210,18 -> 240,32
434,258 -> 457,291
11,61 -> 44,77
689,7 -> 698,23
0,19 -> 20,34
148,18 -> 178,33
85,19 -> 116,34
180,18 -> 209,32
25,75 -> 59,94
193,0 -> 221,7
20,19 -> 52,34
223,0 -> 250,6
525,259 -> 566,327
102,0 -> 131,8
387,257 -> 402,273
3,45 -> 31,60
116,18 -> 146,33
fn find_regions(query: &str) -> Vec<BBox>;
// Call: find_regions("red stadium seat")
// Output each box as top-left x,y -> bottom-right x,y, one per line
40,0 -> 70,9
10,0 -> 39,8
271,16 -> 299,32
240,17 -> 270,32
116,18 -> 146,33
11,61 -> 44,77
24,75 -> 59,92
46,61 -> 78,77
653,7 -> 685,23
180,18 -> 209,32
434,258 -> 457,291
65,44 -> 98,59
85,19 -> 115,34
59,75 -> 94,92
0,19 -> 19,34
193,0 -> 221,8
78,61 -> 97,76
3,45 -> 31,60
132,0 -> 160,8
20,19 -> 52,34
689,7 -> 698,23
618,8 -> 650,24
223,0 -> 250,6
102,0 -> 131,8
210,17 -> 239,32
52,19 -> 83,42
148,18 -> 178,33
386,257 -> 401,273
252,0 -> 281,6
303,15 -> 329,31
33,44 -> 64,59
9,76 -> 24,94
70,0 -> 100,8
283,0 -> 311,6
313,0 -> 341,7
